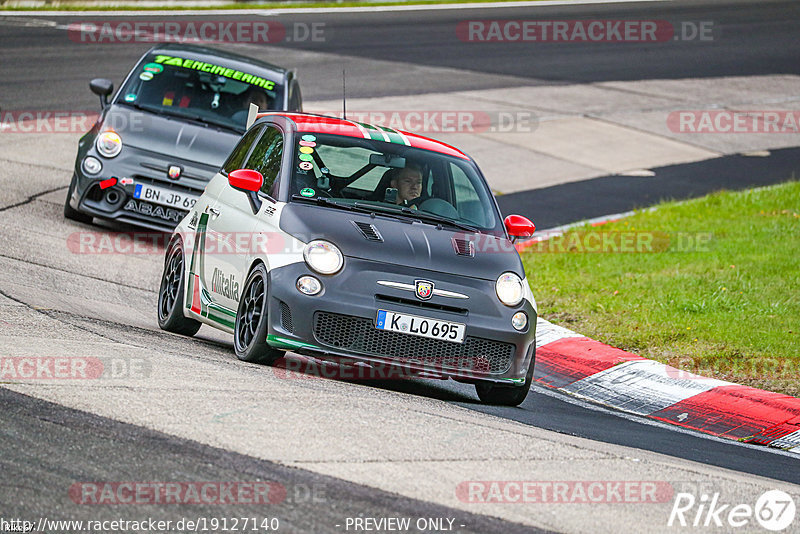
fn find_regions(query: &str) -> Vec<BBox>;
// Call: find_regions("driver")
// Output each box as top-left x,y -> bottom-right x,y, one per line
388,164 -> 423,207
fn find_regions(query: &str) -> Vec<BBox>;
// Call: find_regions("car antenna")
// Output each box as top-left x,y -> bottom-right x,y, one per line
342,68 -> 347,120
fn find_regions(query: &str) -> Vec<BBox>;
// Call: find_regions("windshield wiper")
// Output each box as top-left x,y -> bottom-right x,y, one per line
353,202 -> 479,233
121,102 -> 242,133
292,196 -> 408,221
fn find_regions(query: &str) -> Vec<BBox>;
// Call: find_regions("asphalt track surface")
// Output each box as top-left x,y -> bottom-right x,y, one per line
1,388 -> 542,534
1,0 -> 800,530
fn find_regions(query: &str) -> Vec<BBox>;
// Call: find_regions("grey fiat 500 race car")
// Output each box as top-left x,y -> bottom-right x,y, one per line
157,112 -> 538,405
64,43 -> 303,231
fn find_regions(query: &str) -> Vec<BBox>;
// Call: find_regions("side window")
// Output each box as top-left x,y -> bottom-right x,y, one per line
244,126 -> 284,197
450,162 -> 486,227
222,125 -> 263,174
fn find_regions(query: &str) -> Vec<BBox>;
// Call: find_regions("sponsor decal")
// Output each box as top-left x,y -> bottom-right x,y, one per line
139,71 -> 153,81
298,154 -> 313,162
415,280 -> 434,301
123,199 -> 184,222
298,162 -> 313,171
124,93 -> 137,102
187,211 -> 199,229
152,54 -> 276,91
142,62 -> 164,74
299,140 -> 316,147
299,146 -> 314,154
301,134 -> 316,142
119,177 -> 134,186
211,267 -> 240,301
263,205 -> 276,217
300,188 -> 315,197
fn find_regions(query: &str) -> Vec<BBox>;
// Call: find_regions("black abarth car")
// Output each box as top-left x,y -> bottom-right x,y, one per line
157,112 -> 539,406
64,43 -> 302,230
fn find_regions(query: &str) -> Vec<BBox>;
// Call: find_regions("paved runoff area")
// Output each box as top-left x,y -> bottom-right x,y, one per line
2,2 -> 800,531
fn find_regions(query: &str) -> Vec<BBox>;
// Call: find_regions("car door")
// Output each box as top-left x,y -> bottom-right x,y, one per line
197,125 -> 265,318
203,124 -> 285,314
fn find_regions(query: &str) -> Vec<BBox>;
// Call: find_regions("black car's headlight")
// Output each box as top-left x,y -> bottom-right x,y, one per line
496,272 -> 524,306
303,240 -> 343,275
96,131 -> 122,158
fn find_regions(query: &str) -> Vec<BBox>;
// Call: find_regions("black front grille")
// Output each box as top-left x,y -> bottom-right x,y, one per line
312,311 -> 514,374
280,301 -> 294,333
375,294 -> 467,315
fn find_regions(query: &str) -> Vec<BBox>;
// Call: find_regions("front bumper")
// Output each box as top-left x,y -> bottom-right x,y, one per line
264,258 -> 536,385
68,144 -> 216,231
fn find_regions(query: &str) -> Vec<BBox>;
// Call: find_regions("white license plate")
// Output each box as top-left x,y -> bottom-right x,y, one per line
134,183 -> 198,210
375,310 -> 466,343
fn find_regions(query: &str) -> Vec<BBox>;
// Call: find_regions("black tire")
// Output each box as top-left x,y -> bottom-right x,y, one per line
157,238 -> 202,336
234,263 -> 284,365
475,348 -> 535,406
64,175 -> 94,224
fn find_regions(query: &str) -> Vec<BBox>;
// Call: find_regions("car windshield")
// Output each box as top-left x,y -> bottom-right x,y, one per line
289,132 -> 503,234
115,53 -> 283,132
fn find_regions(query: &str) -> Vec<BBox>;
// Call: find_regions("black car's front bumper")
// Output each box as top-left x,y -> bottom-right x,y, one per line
264,258 -> 536,385
69,144 -> 215,231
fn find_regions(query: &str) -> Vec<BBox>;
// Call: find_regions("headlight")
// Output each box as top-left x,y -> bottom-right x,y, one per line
82,156 -> 102,175
303,240 -> 343,275
96,131 -> 122,158
296,275 -> 322,296
511,311 -> 528,331
496,272 -> 524,306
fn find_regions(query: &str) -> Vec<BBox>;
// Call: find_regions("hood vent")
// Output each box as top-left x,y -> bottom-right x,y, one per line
452,237 -> 475,257
352,220 -> 383,242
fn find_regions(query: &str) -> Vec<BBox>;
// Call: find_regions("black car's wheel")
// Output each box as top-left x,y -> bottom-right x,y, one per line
475,348 -> 535,406
234,263 -> 284,365
157,238 -> 201,336
63,175 -> 93,224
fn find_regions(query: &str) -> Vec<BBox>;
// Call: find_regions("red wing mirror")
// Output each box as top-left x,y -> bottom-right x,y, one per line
228,168 -> 263,192
504,214 -> 535,243
228,169 -> 263,215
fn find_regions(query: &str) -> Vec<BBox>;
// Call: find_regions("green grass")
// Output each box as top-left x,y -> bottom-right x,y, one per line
0,0 -> 549,11
522,181 -> 800,397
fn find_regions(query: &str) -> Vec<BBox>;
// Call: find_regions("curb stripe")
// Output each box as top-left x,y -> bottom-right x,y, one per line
534,318 -> 800,451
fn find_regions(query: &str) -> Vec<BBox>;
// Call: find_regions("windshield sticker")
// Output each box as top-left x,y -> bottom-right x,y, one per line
153,55 -> 276,90
299,162 -> 314,171
299,140 -> 316,147
143,62 -> 164,74
299,146 -> 314,155
139,71 -> 153,81
124,93 -> 137,102
299,154 -> 313,162
301,134 -> 316,142
300,187 -> 315,196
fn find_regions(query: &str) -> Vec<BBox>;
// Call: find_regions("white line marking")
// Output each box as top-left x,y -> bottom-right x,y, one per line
563,359 -> 733,416
0,0 -> 670,17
